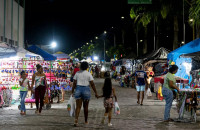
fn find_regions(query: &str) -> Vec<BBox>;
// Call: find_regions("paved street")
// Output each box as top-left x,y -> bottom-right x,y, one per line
0,78 -> 200,130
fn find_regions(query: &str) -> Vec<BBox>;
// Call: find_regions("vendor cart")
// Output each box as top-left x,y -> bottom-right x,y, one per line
176,89 -> 200,123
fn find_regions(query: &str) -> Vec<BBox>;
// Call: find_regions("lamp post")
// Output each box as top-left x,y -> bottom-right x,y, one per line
104,31 -> 107,62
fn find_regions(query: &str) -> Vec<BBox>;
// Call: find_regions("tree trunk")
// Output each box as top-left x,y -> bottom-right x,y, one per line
143,27 -> 148,54
196,24 -> 200,39
156,25 -> 159,50
173,16 -> 179,50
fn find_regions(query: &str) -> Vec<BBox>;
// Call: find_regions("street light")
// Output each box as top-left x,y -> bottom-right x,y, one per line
103,31 -> 107,62
121,16 -> 125,19
189,19 -> 194,22
51,41 -> 57,53
86,43 -> 89,45
93,56 -> 98,61
51,41 -> 56,48
95,37 -> 98,39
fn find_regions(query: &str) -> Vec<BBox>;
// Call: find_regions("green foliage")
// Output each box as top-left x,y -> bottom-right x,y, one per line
189,0 -> 200,26
107,45 -> 126,59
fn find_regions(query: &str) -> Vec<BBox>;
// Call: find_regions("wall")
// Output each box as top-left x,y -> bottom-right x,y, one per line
0,0 -> 24,47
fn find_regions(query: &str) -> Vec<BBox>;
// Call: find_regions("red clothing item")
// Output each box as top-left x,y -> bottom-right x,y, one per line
73,68 -> 80,76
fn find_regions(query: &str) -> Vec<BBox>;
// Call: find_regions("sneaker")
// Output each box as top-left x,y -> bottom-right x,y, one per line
108,123 -> 112,127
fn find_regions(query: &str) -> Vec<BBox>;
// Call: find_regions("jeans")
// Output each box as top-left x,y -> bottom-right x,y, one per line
35,85 -> 46,113
162,86 -> 173,121
20,91 -> 28,112
74,86 -> 91,100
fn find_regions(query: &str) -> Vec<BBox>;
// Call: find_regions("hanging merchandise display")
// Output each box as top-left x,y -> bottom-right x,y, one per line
0,56 -> 73,107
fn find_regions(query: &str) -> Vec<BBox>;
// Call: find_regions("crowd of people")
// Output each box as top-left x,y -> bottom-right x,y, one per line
18,60 -> 181,126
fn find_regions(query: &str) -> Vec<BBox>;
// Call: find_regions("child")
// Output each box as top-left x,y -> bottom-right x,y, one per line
19,71 -> 31,115
50,81 -> 61,103
98,77 -> 117,127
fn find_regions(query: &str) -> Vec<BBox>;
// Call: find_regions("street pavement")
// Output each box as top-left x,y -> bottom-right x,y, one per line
0,78 -> 200,130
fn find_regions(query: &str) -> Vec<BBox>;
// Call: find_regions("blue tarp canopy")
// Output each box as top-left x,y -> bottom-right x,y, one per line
28,45 -> 56,61
168,38 -> 200,81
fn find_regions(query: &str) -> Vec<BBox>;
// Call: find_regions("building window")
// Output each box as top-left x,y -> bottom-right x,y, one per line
9,39 -> 14,46
15,41 -> 18,46
4,38 -> 7,43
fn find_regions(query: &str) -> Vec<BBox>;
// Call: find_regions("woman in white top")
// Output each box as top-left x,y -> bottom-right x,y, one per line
31,64 -> 48,114
72,62 -> 98,126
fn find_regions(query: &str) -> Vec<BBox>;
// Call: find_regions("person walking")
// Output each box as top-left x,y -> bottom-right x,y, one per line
162,65 -> 179,122
98,77 -> 117,127
135,64 -> 148,105
72,62 -> 98,126
31,64 -> 48,114
19,71 -> 31,115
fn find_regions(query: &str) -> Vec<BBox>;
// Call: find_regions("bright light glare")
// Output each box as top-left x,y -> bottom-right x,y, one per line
104,31 -> 107,34
51,41 -> 57,48
95,37 -> 98,39
101,66 -> 105,71
189,19 -> 193,22
93,56 -> 98,60
183,62 -> 192,75
121,16 -> 125,19
86,43 -> 89,45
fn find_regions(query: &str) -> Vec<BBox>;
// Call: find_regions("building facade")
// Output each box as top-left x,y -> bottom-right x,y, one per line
0,0 -> 24,47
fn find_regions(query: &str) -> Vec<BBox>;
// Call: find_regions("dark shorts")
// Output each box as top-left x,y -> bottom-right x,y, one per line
74,86 -> 91,100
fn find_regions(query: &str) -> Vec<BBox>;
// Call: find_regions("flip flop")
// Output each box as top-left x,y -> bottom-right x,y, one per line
140,104 -> 143,106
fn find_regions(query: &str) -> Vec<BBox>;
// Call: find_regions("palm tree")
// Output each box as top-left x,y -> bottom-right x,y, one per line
130,5 -> 161,54
130,7 -> 151,54
189,0 -> 200,39
160,0 -> 183,50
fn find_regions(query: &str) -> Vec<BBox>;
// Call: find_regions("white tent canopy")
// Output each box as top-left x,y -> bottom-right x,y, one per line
16,47 -> 43,59
0,42 -> 42,59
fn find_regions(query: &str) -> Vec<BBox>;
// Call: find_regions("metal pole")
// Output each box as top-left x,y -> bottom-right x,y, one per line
104,39 -> 105,62
136,26 -> 139,56
114,34 -> 116,47
154,18 -> 156,50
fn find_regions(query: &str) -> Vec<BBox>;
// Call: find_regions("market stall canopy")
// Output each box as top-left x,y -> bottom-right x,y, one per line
0,42 -> 17,58
180,51 -> 200,60
168,38 -> 200,61
139,47 -> 170,61
16,47 -> 43,59
53,52 -> 70,60
167,38 -> 200,81
28,45 -> 56,61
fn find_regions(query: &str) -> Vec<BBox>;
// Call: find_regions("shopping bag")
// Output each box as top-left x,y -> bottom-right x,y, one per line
67,95 -> 76,117
114,102 -> 120,115
146,88 -> 152,97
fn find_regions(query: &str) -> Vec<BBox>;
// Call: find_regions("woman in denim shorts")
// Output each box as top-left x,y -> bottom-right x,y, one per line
72,62 -> 98,126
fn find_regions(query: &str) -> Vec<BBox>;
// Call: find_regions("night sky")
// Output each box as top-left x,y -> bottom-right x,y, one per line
25,0 -> 128,54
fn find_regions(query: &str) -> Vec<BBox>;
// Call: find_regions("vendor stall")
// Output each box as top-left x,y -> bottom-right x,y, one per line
168,38 -> 200,81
